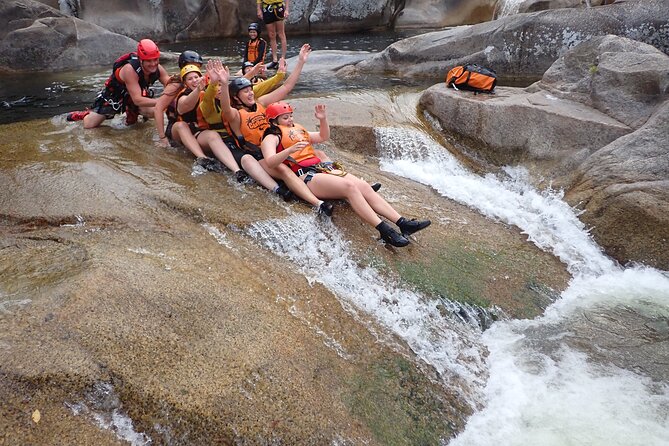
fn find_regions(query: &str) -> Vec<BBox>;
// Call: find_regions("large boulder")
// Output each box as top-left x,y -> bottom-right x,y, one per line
394,0 -> 496,28
345,0 -> 669,83
420,84 -> 631,179
420,35 -> 669,268
565,100 -> 669,270
0,0 -> 136,73
498,0 -> 615,17
538,35 -> 669,129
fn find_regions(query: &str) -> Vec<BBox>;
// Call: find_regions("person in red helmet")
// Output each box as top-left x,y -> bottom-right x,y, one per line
67,39 -> 170,129
261,102 -> 431,247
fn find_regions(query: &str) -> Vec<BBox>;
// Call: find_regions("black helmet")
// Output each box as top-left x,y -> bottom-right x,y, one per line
178,50 -> 204,69
248,23 -> 261,34
229,77 -> 253,96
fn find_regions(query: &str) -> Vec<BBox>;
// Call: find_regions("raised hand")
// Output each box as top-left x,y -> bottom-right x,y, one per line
314,104 -> 327,120
298,44 -> 312,63
217,61 -> 230,84
207,59 -> 220,83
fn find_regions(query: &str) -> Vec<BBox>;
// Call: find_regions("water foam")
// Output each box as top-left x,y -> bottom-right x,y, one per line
373,125 -> 669,445
375,126 -> 616,277
247,215 -> 488,406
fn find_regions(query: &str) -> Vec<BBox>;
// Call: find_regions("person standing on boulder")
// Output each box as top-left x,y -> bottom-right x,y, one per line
67,39 -> 170,129
257,0 -> 289,70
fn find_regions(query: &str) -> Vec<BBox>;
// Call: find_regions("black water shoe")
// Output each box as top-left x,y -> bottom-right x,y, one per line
377,221 -> 409,247
396,217 -> 431,236
371,182 -> 382,192
275,182 -> 293,201
196,157 -> 226,173
318,201 -> 334,216
234,169 -> 251,183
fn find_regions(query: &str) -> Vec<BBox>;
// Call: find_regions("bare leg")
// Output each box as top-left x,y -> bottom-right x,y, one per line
352,176 -> 401,223
241,156 -> 279,190
261,162 -> 321,206
266,22 -> 278,62
172,122 -> 206,158
83,111 -> 106,129
307,174 -> 383,228
275,20 -> 287,59
197,131 -> 242,172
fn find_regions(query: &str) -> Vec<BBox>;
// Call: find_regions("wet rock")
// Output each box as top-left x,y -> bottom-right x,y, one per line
345,0 -> 669,82
420,35 -> 669,268
394,0 -> 496,29
566,100 -> 669,270
0,0 -> 136,73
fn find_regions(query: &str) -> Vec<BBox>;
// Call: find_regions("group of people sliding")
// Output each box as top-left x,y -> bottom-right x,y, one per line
66,36 -> 430,248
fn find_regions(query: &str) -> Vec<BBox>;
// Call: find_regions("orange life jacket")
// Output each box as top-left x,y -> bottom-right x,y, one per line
276,124 -> 321,172
238,103 -> 268,146
246,39 -> 266,65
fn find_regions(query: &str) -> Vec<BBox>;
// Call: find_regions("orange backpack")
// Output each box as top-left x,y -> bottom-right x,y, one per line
446,64 -> 497,93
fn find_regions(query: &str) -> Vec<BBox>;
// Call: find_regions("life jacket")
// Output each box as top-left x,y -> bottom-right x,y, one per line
276,124 -> 321,172
176,88 -> 209,132
238,103 -> 269,147
246,38 -> 266,65
446,64 -> 497,94
166,86 -> 185,124
103,52 -> 160,103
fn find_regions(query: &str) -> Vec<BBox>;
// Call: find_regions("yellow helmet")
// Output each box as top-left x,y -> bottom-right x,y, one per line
180,64 -> 202,81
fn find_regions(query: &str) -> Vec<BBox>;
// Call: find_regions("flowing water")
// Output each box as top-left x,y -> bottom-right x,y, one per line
3,29 -> 669,444
199,113 -> 669,444
374,125 -> 669,445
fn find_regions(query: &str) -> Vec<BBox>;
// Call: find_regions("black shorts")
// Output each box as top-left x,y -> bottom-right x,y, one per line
230,142 -> 264,166
262,2 -> 285,25
91,93 -> 124,119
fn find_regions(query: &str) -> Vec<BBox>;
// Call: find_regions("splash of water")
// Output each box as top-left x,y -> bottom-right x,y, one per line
246,215 -> 488,407
449,267 -> 669,446
373,124 -> 669,446
375,126 -> 616,277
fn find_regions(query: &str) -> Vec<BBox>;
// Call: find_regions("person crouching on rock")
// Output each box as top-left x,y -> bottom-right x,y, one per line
260,102 -> 431,247
67,39 -> 170,129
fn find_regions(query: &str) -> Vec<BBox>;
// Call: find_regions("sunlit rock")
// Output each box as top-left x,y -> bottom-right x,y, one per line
421,35 -> 669,268
0,0 -> 136,73
346,0 -> 669,83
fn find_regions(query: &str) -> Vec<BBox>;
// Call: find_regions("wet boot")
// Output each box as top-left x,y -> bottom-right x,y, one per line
317,201 -> 334,216
235,169 -> 251,182
66,110 -> 90,121
274,181 -> 293,201
376,221 -> 409,247
396,217 -> 431,236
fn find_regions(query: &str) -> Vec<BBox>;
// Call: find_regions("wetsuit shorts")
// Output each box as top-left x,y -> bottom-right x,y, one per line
230,143 -> 264,166
262,2 -> 285,25
91,92 -> 124,119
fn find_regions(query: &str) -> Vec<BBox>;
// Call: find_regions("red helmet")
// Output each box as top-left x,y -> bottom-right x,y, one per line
137,39 -> 160,60
265,102 -> 293,120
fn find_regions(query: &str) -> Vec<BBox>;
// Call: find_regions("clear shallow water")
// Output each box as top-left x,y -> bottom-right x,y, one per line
0,31 -> 427,125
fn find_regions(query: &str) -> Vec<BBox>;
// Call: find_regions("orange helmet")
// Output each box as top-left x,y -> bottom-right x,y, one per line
265,102 -> 293,120
137,39 -> 160,60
